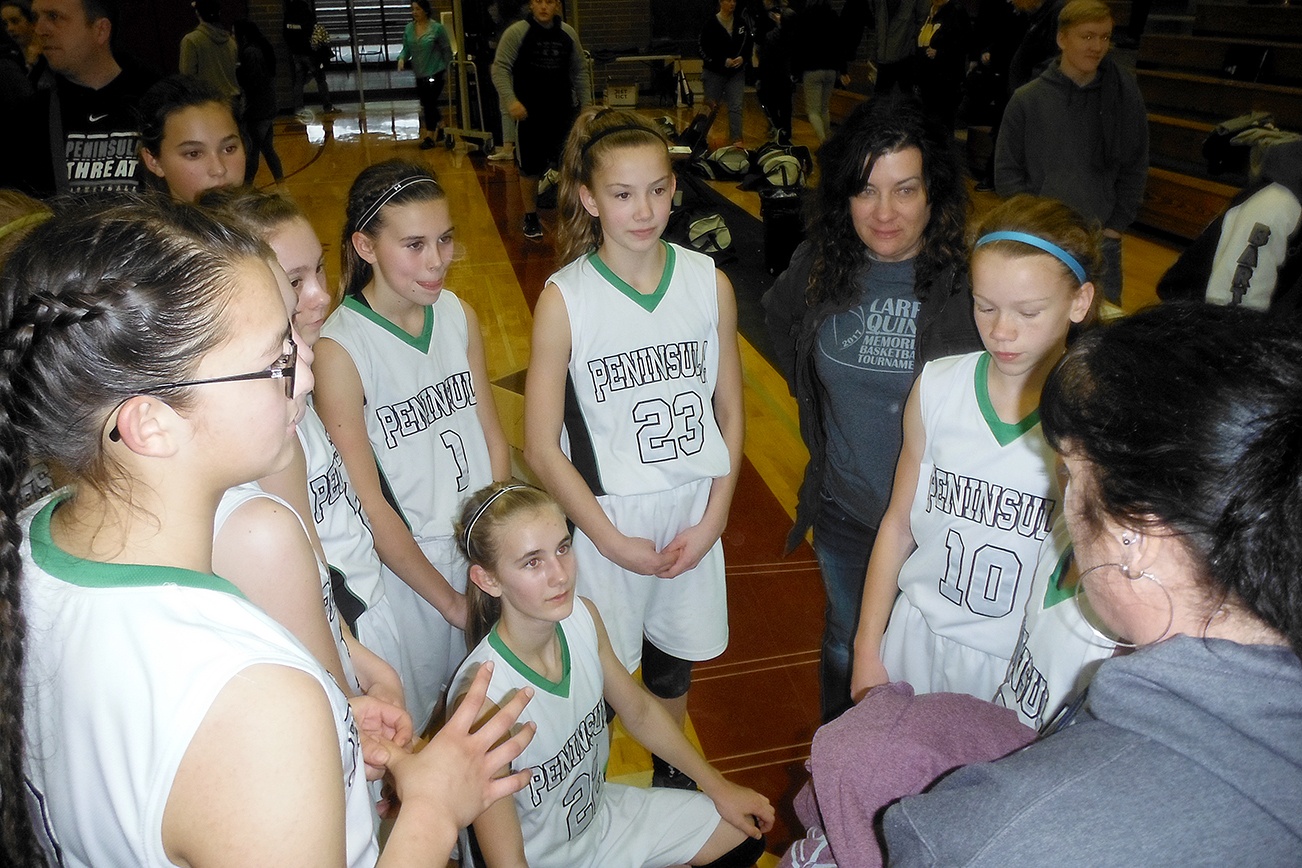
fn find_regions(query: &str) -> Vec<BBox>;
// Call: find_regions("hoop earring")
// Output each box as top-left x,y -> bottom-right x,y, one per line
1072,562 -> 1174,650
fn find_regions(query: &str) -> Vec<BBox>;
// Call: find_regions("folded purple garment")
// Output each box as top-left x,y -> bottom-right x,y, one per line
796,682 -> 1037,868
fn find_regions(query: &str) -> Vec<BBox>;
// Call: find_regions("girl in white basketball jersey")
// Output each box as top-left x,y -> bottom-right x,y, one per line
450,482 -> 772,868
851,195 -> 1100,702
202,186 -> 415,769
1,200 -> 536,866
315,160 -> 512,729
525,107 -> 744,787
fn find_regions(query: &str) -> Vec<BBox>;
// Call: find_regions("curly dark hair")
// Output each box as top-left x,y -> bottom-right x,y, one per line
805,95 -> 968,309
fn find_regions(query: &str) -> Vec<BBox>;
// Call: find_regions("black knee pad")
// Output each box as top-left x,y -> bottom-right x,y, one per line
640,638 -> 693,700
698,833 -> 766,868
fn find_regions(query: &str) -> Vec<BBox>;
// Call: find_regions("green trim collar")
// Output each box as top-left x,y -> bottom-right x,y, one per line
1042,546 -> 1076,609
488,622 -> 571,697
342,294 -> 433,352
975,353 -> 1041,446
587,240 -> 675,313
28,496 -> 246,598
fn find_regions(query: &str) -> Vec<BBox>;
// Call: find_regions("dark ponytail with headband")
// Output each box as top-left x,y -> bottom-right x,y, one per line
340,159 -> 447,298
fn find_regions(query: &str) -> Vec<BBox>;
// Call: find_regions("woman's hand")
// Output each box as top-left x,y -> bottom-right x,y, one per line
726,56 -> 743,69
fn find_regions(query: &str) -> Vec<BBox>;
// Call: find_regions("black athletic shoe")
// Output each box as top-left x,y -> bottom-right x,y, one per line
419,136 -> 438,150
522,213 -> 544,239
974,179 -> 995,193
651,754 -> 699,790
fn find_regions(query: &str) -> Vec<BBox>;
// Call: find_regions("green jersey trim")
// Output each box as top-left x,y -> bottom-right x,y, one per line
488,622 -> 572,697
975,352 -> 1041,447
28,495 -> 247,598
1042,546 -> 1076,609
588,240 -> 675,313
342,294 -> 434,352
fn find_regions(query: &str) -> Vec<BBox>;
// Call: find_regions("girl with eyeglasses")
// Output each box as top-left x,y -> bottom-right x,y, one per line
3,199 -> 536,865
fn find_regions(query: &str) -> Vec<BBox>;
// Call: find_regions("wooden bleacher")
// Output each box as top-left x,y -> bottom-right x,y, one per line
1134,2 -> 1302,238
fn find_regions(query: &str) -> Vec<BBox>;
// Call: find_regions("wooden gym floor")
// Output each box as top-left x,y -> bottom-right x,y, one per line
263,92 -> 1179,863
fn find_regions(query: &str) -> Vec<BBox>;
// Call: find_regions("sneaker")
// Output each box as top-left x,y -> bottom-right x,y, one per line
974,179 -> 995,193
522,213 -> 544,239
651,755 -> 699,790
419,136 -> 438,150
487,146 -> 515,162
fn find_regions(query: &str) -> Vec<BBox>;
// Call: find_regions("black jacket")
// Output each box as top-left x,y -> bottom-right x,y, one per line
762,240 -> 981,552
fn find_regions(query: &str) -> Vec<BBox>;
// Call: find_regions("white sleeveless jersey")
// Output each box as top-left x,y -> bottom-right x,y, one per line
20,493 -> 378,868
216,482 -> 359,693
320,291 -> 493,542
452,601 -> 610,867
995,519 -> 1116,730
452,603 -> 722,867
551,242 -> 730,497
299,402 -> 385,625
894,352 -> 1062,661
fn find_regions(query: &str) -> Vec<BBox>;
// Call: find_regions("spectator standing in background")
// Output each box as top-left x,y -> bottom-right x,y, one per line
491,0 -> 591,240
3,0 -> 156,197
1007,0 -> 1064,93
755,0 -> 796,146
869,0 -> 930,97
699,0 -> 752,147
486,0 -> 527,162
180,0 -> 241,117
398,0 -> 452,150
996,0 -> 1147,304
913,0 -> 969,133
792,0 -> 848,144
233,19 -> 283,184
1,1 -> 41,72
283,0 -> 334,113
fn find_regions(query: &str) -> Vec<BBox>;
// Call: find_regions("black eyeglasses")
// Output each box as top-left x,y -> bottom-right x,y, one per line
108,333 -> 297,442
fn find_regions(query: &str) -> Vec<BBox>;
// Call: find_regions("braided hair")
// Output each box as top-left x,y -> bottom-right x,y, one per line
0,198 -> 268,865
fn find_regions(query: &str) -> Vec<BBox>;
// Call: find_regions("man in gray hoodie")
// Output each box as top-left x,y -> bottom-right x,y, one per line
179,0 -> 240,114
994,0 -> 1147,304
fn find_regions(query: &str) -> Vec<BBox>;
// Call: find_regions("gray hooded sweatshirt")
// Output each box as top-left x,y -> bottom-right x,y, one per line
179,21 -> 241,105
883,636 -> 1302,865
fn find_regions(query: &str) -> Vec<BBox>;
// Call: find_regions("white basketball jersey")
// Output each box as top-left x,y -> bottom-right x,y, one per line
21,494 -> 377,868
896,352 -> 1062,659
320,291 -> 493,542
216,482 -> 359,692
995,519 -> 1116,730
451,602 -> 611,867
550,242 -> 730,497
299,403 -> 385,625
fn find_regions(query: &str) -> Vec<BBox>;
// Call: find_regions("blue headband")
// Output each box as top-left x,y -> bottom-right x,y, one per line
974,231 -> 1087,284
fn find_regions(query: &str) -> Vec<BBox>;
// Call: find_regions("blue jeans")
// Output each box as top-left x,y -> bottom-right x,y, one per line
812,494 -> 877,722
703,68 -> 746,143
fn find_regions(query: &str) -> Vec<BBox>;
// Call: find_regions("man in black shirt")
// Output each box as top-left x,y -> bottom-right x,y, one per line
5,0 -> 154,197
